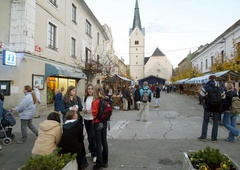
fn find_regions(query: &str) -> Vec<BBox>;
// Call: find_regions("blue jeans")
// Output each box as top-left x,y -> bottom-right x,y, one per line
223,112 -> 240,141
200,110 -> 219,140
93,122 -> 108,167
84,119 -> 97,157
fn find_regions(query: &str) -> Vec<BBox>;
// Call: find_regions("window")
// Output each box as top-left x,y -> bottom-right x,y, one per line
49,0 -> 58,8
71,37 -> 76,58
135,40 -> 139,45
72,3 -> 77,24
97,32 -> 100,45
211,56 -> 214,66
136,55 -> 138,58
201,62 -> 203,72
86,20 -> 91,36
48,22 -> 57,50
136,62 -> 138,64
85,48 -> 91,64
205,59 -> 208,69
221,50 -> 224,63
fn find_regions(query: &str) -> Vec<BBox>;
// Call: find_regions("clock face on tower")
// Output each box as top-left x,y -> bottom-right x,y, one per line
157,69 -> 161,73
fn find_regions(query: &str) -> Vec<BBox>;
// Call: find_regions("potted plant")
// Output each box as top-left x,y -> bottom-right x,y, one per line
183,146 -> 240,170
19,148 -> 77,170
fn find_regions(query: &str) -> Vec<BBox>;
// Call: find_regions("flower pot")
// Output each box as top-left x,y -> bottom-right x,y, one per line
183,150 -> 240,170
62,160 -> 78,170
18,160 -> 78,170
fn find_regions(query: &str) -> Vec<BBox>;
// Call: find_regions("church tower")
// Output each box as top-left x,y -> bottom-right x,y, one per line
129,0 -> 145,81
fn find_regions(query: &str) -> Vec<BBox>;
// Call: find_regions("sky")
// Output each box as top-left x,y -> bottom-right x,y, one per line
85,0 -> 240,68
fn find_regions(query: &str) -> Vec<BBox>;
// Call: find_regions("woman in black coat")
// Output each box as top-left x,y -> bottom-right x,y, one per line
58,110 -> 88,170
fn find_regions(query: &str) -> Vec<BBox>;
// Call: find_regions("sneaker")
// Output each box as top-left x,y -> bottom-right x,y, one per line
93,164 -> 103,170
17,140 -> 24,144
34,115 -> 40,118
224,138 -> 234,142
93,157 -> 97,163
211,139 -> 218,143
143,120 -> 147,122
234,135 -> 240,142
136,119 -> 140,121
86,153 -> 91,158
103,163 -> 108,168
198,137 -> 207,142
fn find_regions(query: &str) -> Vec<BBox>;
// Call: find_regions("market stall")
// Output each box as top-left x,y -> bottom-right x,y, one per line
104,74 -> 132,109
174,70 -> 240,96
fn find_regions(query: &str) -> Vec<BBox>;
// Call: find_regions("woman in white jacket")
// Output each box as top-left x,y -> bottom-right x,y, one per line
11,85 -> 38,144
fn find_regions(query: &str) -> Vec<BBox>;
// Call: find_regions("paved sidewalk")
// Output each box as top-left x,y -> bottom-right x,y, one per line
0,92 -> 240,170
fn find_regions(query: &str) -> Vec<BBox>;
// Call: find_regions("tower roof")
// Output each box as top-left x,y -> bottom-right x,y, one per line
132,0 -> 142,30
151,47 -> 165,56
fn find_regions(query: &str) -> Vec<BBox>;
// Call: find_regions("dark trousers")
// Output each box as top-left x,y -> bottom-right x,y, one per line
93,122 -> 108,167
84,119 -> 97,157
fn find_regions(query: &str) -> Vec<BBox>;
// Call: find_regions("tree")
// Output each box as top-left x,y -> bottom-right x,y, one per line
211,41 -> 240,72
73,49 -> 117,84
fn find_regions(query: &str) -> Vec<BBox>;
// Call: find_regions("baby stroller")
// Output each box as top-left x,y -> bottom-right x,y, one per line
0,111 -> 16,145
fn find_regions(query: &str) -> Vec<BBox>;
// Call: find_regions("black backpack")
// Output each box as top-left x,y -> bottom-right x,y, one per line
206,85 -> 222,112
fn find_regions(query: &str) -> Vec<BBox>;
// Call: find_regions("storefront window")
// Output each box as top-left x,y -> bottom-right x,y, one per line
47,77 -> 76,104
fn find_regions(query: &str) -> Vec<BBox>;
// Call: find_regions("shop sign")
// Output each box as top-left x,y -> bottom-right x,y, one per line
35,45 -> 41,52
2,50 -> 17,66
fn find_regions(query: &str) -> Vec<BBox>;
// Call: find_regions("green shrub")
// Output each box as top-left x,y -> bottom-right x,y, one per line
21,148 -> 77,170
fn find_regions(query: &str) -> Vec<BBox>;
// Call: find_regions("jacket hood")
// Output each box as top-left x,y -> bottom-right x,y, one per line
63,120 -> 78,129
39,120 -> 60,131
142,86 -> 149,90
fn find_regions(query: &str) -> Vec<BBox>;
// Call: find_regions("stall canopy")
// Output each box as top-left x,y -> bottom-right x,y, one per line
138,75 -> 166,86
177,70 -> 240,84
45,63 -> 87,79
104,74 -> 132,83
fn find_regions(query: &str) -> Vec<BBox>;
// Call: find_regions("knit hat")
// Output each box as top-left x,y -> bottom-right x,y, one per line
209,75 -> 217,80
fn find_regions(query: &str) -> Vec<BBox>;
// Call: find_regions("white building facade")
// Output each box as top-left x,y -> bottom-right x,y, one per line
191,19 -> 240,74
0,0 -> 114,109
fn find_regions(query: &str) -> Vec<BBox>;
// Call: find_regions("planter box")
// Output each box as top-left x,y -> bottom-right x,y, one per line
182,151 -> 240,170
62,160 -> 78,170
18,160 -> 77,170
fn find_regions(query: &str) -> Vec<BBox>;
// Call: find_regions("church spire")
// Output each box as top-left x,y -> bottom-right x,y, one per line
132,0 -> 142,30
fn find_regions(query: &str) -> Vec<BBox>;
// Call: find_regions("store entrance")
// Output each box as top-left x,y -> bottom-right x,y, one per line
46,77 -> 76,104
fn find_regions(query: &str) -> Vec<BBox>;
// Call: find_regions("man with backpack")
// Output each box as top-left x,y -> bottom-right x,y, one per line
222,81 -> 240,142
198,75 -> 225,142
137,81 -> 152,122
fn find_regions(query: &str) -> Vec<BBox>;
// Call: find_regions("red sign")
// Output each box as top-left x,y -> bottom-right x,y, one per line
35,45 -> 41,52
0,42 -> 2,48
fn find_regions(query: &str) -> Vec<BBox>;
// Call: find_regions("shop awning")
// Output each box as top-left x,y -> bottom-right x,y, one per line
45,63 -> 87,79
104,74 -> 132,83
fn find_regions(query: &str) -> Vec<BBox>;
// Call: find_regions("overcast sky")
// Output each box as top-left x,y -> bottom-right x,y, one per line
85,0 -> 240,68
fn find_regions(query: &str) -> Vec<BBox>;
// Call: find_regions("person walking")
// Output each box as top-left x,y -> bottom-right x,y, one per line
137,81 -> 152,122
134,84 -> 141,110
82,84 -> 97,163
58,110 -> 88,170
53,88 -> 62,114
61,86 -> 83,123
32,112 -> 62,156
34,85 -> 41,118
122,86 -> 130,111
222,81 -> 240,142
11,85 -> 38,144
92,84 -> 109,170
198,75 -> 225,142
154,84 -> 161,108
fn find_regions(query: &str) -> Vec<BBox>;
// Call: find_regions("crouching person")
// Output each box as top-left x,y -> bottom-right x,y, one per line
32,112 -> 62,156
58,110 -> 88,170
